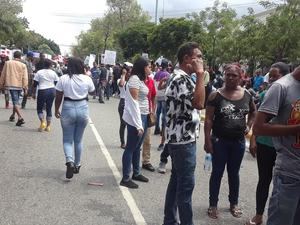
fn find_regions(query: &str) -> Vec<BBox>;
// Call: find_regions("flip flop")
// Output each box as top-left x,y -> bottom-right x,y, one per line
230,205 -> 243,218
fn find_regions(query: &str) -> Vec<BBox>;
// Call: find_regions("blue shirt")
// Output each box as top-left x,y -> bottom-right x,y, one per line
253,75 -> 264,91
90,67 -> 100,79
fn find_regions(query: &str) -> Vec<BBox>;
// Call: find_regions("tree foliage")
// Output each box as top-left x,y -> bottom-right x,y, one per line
0,0 -> 61,55
73,0 -> 150,60
117,22 -> 155,60
73,0 -> 300,69
149,18 -> 194,62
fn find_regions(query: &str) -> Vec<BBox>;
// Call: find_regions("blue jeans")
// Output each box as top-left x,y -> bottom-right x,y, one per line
9,90 -> 22,106
37,88 -> 55,121
163,142 -> 196,225
122,114 -> 148,181
209,137 -> 245,207
267,174 -> 300,225
155,100 -> 166,132
60,100 -> 89,166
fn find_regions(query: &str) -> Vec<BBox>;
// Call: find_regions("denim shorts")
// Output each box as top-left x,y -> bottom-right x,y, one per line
9,90 -> 22,106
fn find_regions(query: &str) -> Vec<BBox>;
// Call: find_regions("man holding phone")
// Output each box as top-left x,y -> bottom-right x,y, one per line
163,42 -> 205,225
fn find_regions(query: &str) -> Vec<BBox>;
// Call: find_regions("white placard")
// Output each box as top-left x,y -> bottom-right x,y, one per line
142,53 -> 149,59
101,54 -> 105,64
84,56 -> 90,65
103,50 -> 116,65
88,54 -> 96,68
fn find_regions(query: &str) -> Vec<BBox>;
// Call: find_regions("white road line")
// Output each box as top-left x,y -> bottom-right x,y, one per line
89,118 -> 147,225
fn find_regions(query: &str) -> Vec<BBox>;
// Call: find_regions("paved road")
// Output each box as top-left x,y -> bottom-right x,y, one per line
0,95 -> 268,225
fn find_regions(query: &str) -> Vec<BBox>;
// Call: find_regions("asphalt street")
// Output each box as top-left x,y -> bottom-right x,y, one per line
0,95 -> 268,225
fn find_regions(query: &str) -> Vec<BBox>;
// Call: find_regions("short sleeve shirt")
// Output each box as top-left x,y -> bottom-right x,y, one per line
127,75 -> 149,115
34,69 -> 59,90
259,74 -> 300,179
207,90 -> 252,139
56,74 -> 95,99
165,69 -> 200,144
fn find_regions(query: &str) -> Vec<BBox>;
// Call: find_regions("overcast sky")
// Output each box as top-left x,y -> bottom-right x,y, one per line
22,0 -> 267,54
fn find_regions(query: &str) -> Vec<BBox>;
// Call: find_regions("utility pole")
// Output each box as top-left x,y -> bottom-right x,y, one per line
155,0 -> 159,25
162,0 -> 165,18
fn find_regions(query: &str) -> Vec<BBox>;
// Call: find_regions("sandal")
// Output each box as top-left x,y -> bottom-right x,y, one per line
207,207 -> 218,219
230,205 -> 243,218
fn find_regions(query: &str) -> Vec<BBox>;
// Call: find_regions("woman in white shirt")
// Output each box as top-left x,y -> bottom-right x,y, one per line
120,57 -> 151,189
117,64 -> 132,149
55,57 -> 95,179
32,59 -> 59,132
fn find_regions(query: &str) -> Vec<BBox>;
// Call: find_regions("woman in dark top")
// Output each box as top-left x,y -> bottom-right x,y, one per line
204,64 -> 256,219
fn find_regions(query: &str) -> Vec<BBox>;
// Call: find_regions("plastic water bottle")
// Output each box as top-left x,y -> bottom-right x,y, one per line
204,153 -> 212,172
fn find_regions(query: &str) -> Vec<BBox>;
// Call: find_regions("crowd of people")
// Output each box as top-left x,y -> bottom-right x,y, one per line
0,42 -> 299,225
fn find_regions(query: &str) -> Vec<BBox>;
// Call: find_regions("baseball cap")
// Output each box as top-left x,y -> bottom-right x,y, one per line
27,51 -> 34,57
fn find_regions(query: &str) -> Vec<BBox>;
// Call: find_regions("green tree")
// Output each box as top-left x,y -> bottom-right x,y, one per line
0,0 -> 27,45
232,8 -> 265,73
118,22 -> 155,59
72,0 -> 150,61
190,1 -> 238,67
259,0 -> 300,63
149,18 -> 194,62
38,44 -> 54,55
106,0 -> 149,29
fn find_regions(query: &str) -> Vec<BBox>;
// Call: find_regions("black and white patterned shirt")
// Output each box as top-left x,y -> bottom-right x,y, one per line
165,69 -> 200,144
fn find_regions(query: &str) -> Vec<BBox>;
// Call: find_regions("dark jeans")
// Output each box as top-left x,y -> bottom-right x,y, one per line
122,114 -> 148,181
37,88 -> 56,120
21,75 -> 32,108
256,143 -> 276,215
92,78 -> 99,97
209,136 -> 245,207
98,80 -> 106,102
160,143 -> 169,164
118,98 -> 126,145
163,142 -> 196,225
105,83 -> 111,100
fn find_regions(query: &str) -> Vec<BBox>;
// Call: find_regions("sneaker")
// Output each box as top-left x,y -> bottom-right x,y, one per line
65,162 -> 74,179
158,162 -> 167,174
157,144 -> 164,151
38,121 -> 47,132
120,179 -> 139,189
142,163 -> 155,172
73,165 -> 81,174
9,115 -> 15,122
44,126 -> 51,132
16,118 -> 25,126
132,174 -> 149,182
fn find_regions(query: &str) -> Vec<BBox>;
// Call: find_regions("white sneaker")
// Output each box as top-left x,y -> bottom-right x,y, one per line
158,162 -> 166,174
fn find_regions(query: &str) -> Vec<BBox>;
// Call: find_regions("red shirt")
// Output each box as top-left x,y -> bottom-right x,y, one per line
145,76 -> 156,113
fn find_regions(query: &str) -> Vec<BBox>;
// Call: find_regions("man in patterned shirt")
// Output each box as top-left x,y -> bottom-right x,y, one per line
163,42 -> 205,225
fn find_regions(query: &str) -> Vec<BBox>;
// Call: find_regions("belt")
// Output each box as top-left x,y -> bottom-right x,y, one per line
64,97 -> 87,101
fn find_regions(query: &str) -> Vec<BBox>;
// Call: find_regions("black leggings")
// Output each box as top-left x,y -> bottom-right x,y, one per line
118,98 -> 126,145
256,142 -> 277,215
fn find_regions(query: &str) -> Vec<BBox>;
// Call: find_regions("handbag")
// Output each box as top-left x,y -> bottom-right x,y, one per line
147,113 -> 156,127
